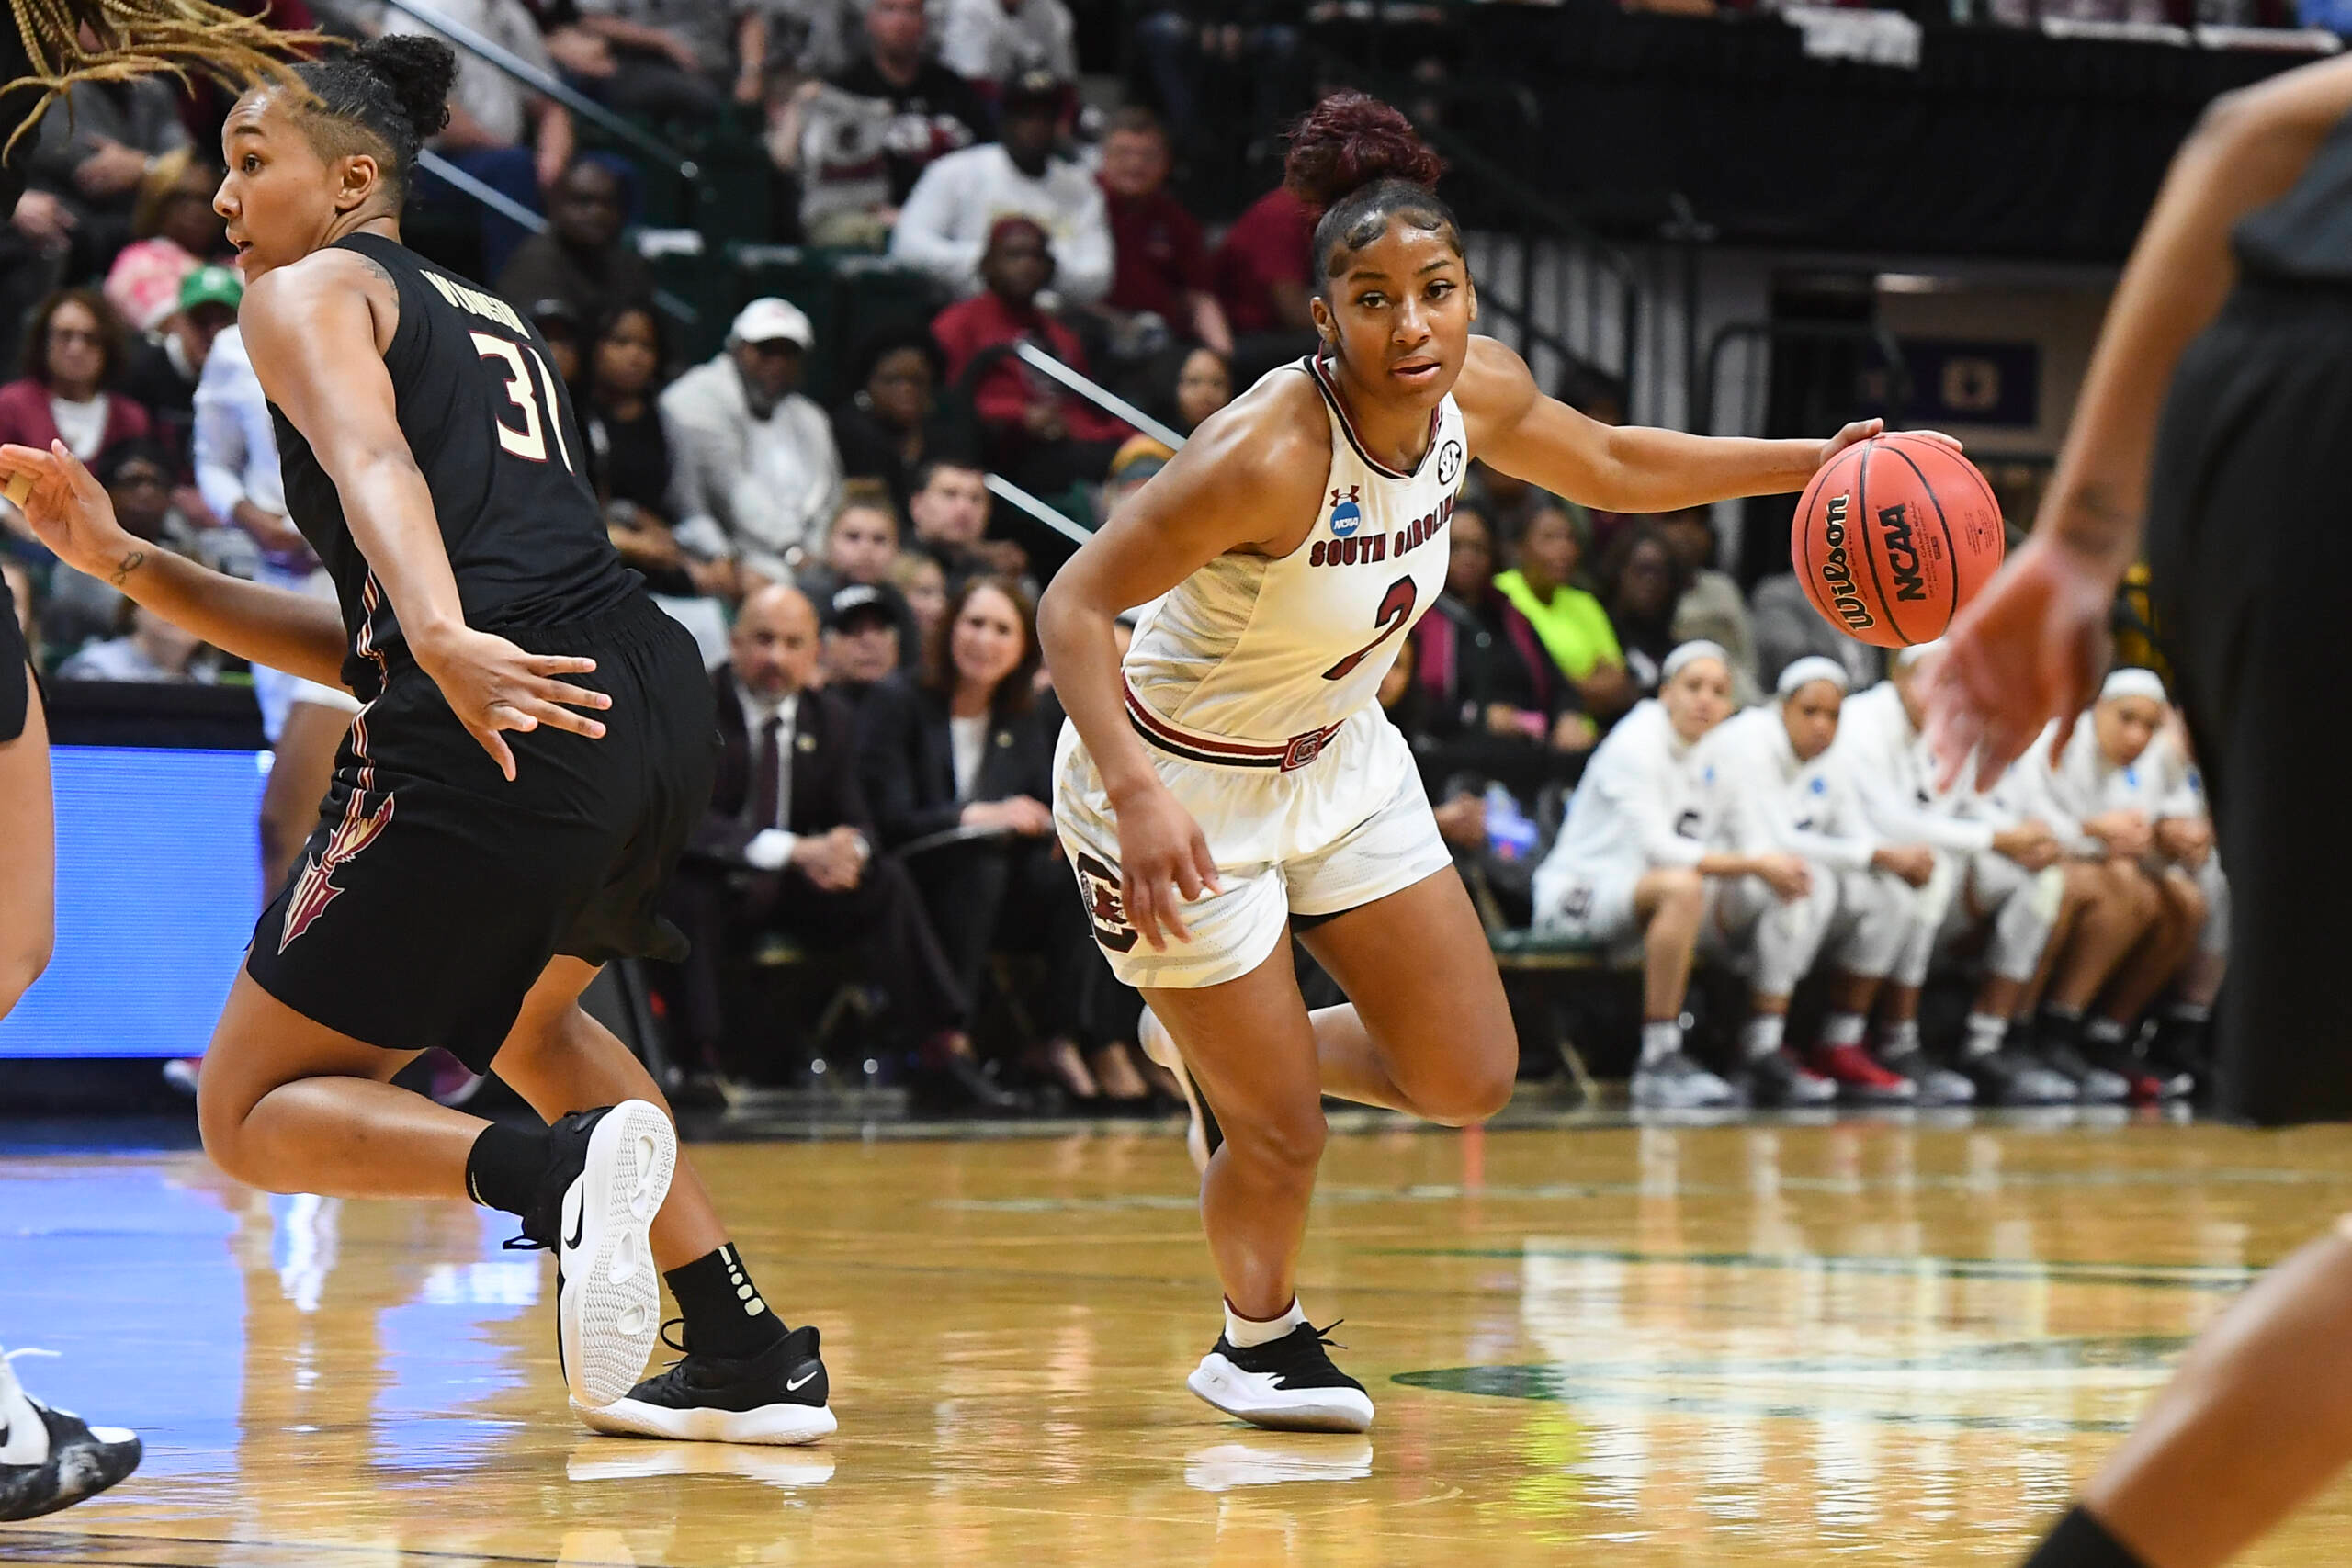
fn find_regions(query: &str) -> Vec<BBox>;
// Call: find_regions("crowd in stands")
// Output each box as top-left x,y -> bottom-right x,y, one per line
0,0 -> 2245,1119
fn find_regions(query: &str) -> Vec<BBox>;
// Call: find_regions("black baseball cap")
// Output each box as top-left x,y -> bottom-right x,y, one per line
828,584 -> 897,631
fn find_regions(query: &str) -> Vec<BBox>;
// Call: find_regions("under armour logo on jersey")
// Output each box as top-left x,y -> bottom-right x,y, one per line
1328,486 -> 1363,538
278,790 -> 397,953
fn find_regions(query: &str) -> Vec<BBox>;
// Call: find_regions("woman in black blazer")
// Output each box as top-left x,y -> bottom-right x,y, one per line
858,575 -> 1147,1110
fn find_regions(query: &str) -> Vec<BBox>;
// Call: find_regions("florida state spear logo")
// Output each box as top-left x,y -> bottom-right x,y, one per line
278,790 -> 396,953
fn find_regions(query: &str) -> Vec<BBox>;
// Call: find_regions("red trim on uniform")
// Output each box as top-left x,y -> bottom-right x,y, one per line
1306,354 -> 1442,482
277,786 -> 395,953
1122,679 -> 1342,773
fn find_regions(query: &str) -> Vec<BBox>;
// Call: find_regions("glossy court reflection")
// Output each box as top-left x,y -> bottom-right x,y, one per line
9,1116 -> 2352,1565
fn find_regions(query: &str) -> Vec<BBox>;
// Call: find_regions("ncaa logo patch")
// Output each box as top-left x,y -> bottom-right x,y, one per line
1329,486 -> 1363,538
1436,438 -> 1463,488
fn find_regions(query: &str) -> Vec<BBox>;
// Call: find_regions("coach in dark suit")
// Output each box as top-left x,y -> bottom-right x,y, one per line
857,574 -> 1128,1105
667,582 -> 967,1075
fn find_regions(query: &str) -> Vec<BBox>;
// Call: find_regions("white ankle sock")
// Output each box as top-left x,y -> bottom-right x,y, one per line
1225,1298 -> 1306,1349
2085,1016 -> 2129,1047
1740,1014 -> 1786,1061
1639,1020 -> 1684,1066
1821,1012 -> 1868,1050
1963,1012 -> 2007,1059
1880,1020 -> 1923,1059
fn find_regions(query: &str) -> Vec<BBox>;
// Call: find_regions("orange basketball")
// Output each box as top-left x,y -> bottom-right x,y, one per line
1790,432 -> 2005,649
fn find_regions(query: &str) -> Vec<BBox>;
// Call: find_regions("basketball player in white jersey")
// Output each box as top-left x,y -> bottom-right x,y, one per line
1832,645 -> 2075,1105
2007,669 -> 2208,1099
1690,660 -> 1930,1107
1533,641 -> 1803,1111
1037,93 -> 1919,1433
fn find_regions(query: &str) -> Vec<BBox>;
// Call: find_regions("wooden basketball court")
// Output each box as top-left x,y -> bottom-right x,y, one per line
9,1111 -> 2352,1565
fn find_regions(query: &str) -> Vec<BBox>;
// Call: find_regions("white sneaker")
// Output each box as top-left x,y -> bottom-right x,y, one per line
1139,1007 -> 1220,1174
1187,1321 -> 1374,1434
1630,1050 -> 1738,1110
537,1101 -> 676,1411
0,1348 -> 141,1520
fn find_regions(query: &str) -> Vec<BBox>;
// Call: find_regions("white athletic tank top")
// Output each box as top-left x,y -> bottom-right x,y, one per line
1122,355 -> 1465,770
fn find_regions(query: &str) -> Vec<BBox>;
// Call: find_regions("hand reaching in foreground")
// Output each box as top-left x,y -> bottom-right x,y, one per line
1924,535 -> 2118,792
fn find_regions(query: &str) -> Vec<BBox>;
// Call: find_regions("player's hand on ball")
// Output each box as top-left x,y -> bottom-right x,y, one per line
0,441 -> 141,581
1924,534 -> 2115,792
412,623 -> 613,783
1814,421 -> 1965,471
1112,778 -> 1222,951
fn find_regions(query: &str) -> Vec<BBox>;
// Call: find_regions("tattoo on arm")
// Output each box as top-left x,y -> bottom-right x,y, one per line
110,549 -> 145,587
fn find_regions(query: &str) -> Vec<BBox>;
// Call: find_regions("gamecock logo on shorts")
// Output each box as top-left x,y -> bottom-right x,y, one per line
277,790 -> 396,953
1075,852 -> 1141,953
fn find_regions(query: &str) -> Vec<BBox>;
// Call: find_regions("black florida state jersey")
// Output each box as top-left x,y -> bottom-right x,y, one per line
269,231 -> 639,696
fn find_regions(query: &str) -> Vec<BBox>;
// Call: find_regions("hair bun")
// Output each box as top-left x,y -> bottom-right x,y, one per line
1283,92 -> 1444,215
352,34 -> 456,145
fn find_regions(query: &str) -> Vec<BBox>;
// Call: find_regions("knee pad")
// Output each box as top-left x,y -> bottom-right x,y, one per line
1986,864 -> 2065,983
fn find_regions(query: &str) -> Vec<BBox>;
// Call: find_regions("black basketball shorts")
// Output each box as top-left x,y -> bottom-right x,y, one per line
0,567 -> 27,745
244,591 -> 718,1073
2145,282 -> 2352,1126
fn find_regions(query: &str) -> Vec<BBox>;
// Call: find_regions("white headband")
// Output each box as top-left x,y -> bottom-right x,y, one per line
1893,638 -> 1945,672
2101,667 -> 2166,705
1776,655 -> 1850,698
1662,640 -> 1730,682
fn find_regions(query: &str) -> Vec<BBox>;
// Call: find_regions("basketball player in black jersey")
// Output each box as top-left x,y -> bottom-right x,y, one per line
1926,49 -> 2352,1568
0,37 -> 833,1448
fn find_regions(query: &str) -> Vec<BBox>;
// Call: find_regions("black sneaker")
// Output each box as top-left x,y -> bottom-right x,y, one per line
1878,1047 -> 1977,1106
0,1349 -> 141,1521
576,1323 -> 836,1446
2038,1039 -> 2132,1104
1959,1047 -> 2078,1107
510,1100 -> 676,1413
1740,1047 -> 1838,1109
1188,1321 -> 1374,1434
2147,1015 -> 2211,1096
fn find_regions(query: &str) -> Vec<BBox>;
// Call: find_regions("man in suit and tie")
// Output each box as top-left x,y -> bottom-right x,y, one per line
664,582 -> 969,1076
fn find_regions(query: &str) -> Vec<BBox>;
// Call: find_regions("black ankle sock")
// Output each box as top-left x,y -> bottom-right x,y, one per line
465,1122 -> 551,1215
666,1243 -> 788,1359
2020,1507 -> 2148,1568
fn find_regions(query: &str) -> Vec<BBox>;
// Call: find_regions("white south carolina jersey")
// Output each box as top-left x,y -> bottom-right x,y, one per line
1122,354 -> 1464,767
1536,700 -> 1709,886
1831,682 -> 2000,856
1692,706 -> 1880,870
2006,718 -> 2172,855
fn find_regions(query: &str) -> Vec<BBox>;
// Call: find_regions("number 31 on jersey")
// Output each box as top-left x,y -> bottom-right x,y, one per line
471,331 -> 574,472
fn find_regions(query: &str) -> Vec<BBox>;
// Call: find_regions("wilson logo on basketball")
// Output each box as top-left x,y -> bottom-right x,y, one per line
1817,494 -> 1877,633
1879,502 -> 1929,604
278,790 -> 396,953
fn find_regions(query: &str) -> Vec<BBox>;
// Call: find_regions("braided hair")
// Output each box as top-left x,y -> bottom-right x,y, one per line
4,0 -> 319,159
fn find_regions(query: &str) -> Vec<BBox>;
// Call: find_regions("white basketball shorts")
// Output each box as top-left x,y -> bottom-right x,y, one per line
1052,704 -> 1453,990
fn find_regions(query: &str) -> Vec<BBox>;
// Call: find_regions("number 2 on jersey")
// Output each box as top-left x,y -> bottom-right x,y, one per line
1322,574 -> 1418,682
471,332 -> 574,472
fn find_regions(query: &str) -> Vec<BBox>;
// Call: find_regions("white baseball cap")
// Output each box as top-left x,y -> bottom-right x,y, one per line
730,297 -> 815,349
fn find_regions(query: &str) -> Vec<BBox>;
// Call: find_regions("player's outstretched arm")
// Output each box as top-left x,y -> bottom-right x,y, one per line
1927,52 -> 2352,791
1456,336 -> 1920,514
1035,378 -> 1325,949
0,440 -> 348,689
242,252 -> 611,781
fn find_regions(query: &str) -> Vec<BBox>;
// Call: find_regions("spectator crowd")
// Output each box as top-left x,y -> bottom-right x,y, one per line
0,0 -> 2242,1120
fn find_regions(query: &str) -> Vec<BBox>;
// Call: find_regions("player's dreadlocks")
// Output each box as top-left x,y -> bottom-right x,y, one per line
4,0 -> 320,157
